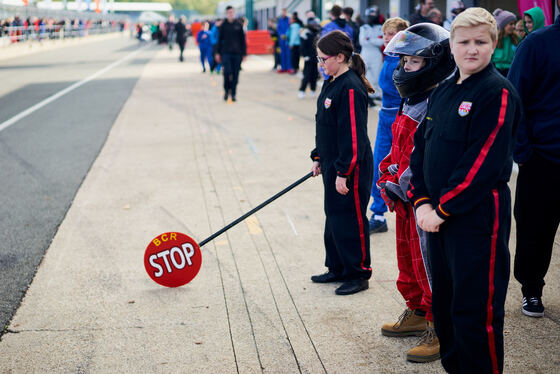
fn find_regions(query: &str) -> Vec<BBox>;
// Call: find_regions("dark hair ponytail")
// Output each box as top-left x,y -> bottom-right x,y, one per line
349,53 -> 374,94
316,30 -> 375,94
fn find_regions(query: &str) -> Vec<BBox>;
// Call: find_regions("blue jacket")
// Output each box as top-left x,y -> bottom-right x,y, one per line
319,19 -> 354,79
287,22 -> 301,47
321,18 -> 354,42
210,24 -> 219,45
197,30 -> 212,49
277,16 -> 290,36
378,55 -> 401,111
508,15 -> 560,164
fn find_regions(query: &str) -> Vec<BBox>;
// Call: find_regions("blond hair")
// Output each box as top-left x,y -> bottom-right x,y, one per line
382,17 -> 409,33
450,7 -> 498,42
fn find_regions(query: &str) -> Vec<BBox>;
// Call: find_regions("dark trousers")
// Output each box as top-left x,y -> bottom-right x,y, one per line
290,45 -> 300,72
322,157 -> 373,281
222,53 -> 242,97
273,42 -> 280,69
211,45 -> 221,72
428,187 -> 510,374
299,59 -> 318,92
177,40 -> 186,60
514,153 -> 560,297
167,30 -> 174,49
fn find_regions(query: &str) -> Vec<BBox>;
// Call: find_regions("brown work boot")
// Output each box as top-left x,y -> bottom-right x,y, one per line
381,308 -> 427,337
407,321 -> 440,363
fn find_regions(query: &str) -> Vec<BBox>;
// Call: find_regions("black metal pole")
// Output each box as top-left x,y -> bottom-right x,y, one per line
199,171 -> 313,247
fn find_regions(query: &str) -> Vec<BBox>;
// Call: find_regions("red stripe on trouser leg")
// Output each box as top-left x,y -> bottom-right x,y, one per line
352,165 -> 370,271
487,189 -> 500,374
395,204 -> 432,319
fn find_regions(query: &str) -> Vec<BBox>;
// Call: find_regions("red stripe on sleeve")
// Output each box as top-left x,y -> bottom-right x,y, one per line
440,89 -> 509,205
342,88 -> 358,176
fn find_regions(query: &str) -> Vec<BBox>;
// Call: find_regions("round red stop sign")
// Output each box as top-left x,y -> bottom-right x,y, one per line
144,232 -> 202,287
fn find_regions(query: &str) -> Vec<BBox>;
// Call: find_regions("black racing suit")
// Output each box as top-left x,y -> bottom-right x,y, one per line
408,64 -> 522,374
311,69 -> 373,281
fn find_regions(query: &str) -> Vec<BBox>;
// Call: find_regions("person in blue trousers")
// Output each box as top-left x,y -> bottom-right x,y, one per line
369,17 -> 409,233
277,8 -> 291,72
197,22 -> 213,73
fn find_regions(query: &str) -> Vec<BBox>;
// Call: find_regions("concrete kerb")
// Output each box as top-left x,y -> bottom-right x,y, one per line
0,42 -> 558,373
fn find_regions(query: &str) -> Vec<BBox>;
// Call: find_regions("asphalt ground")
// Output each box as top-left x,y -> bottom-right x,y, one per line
0,38 -> 558,373
0,34 -> 156,335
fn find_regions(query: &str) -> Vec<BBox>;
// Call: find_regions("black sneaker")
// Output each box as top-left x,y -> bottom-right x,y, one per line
522,296 -> 544,317
369,218 -> 388,234
335,279 -> 368,295
311,271 -> 344,283
223,92 -> 228,101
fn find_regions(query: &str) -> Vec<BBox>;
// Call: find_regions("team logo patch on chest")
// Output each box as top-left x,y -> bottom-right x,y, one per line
324,98 -> 332,109
458,101 -> 472,117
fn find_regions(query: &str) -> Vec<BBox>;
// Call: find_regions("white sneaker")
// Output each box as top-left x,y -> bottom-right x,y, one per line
309,91 -> 316,98
298,91 -> 306,99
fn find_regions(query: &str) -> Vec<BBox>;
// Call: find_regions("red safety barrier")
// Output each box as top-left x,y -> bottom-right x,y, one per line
246,30 -> 273,55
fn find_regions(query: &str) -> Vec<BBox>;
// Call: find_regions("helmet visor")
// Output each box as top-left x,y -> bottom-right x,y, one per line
384,27 -> 449,58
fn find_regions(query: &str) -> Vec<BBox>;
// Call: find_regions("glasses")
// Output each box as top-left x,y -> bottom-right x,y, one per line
317,55 -> 333,64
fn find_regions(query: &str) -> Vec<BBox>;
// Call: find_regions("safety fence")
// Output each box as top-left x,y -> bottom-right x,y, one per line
0,2 -> 127,47
1,21 -> 124,46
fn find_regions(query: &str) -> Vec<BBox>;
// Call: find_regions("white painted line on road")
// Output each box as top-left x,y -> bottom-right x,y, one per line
0,44 -> 149,134
285,212 -> 298,236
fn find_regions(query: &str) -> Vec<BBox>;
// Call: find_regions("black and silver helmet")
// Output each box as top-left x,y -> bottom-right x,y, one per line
384,23 -> 456,98
365,6 -> 382,25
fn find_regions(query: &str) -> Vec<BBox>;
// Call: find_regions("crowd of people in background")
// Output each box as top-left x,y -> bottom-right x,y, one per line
131,0 -> 545,102
264,1 -> 546,101
1,16 -> 125,43
138,6 -> 246,101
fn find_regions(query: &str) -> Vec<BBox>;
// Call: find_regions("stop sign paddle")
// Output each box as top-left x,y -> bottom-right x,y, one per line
144,172 -> 313,287
144,232 -> 202,288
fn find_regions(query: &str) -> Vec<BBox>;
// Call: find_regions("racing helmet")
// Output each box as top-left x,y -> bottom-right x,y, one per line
384,23 -> 456,98
365,6 -> 382,25
365,6 -> 379,17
